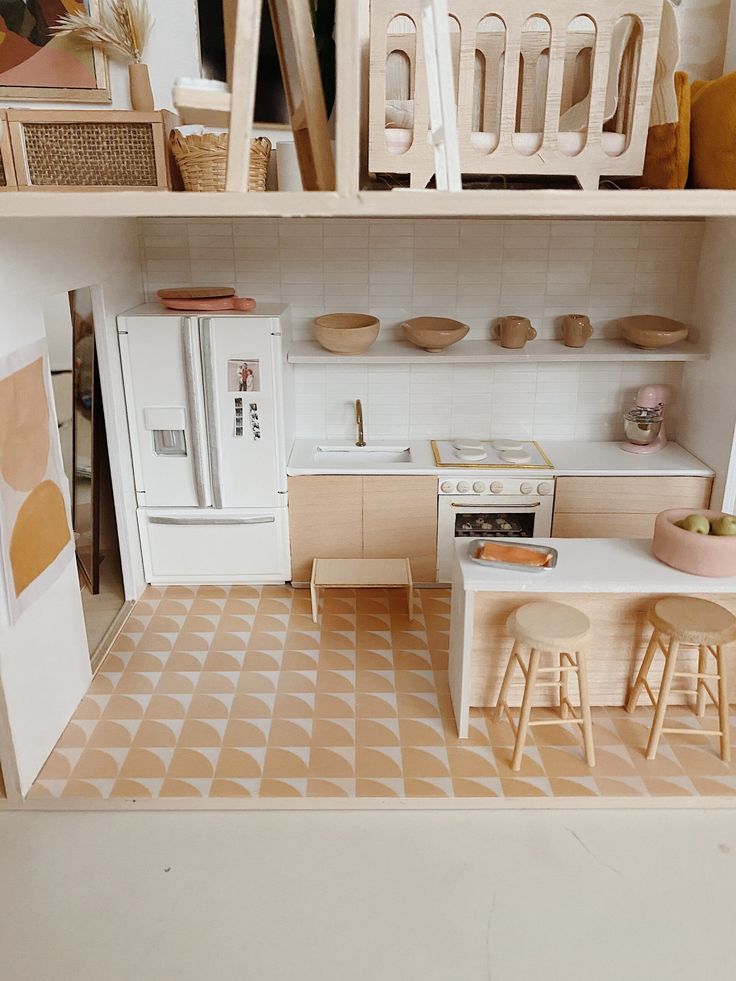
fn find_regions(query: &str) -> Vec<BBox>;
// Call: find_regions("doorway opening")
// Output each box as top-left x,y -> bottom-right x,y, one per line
44,287 -> 128,666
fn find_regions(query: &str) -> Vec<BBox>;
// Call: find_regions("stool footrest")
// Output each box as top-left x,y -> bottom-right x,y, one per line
528,717 -> 584,728
660,726 -> 723,736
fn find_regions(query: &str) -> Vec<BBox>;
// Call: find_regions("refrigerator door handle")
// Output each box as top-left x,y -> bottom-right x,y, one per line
200,318 -> 225,509
148,515 -> 276,526
181,318 -> 210,508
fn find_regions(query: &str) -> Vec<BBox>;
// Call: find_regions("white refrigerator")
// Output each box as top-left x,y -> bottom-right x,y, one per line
118,303 -> 292,584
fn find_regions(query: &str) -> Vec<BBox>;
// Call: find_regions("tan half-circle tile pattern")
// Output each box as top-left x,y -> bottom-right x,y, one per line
29,586 -> 736,804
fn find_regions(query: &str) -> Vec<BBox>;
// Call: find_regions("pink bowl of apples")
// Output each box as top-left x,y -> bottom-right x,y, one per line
652,509 -> 736,578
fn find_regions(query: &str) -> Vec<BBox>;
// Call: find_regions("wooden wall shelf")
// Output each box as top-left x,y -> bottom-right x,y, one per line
287,338 -> 709,366
2,189 -> 736,220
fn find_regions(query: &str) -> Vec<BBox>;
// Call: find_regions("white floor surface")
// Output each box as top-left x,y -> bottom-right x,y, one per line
0,809 -> 734,980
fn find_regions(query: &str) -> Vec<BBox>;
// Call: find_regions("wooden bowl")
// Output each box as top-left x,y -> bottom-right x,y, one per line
402,317 -> 469,352
619,315 -> 689,349
653,509 -> 736,578
313,313 -> 380,354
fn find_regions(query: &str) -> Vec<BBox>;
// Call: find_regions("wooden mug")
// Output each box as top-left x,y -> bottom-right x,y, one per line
562,314 -> 593,348
495,316 -> 537,349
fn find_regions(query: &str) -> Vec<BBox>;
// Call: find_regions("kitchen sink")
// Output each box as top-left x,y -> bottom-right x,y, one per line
315,444 -> 412,464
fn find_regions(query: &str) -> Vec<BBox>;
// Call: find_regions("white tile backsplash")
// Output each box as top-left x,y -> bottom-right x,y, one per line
139,217 -> 702,443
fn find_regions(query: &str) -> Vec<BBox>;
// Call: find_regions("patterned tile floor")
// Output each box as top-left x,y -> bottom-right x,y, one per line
29,585 -> 736,803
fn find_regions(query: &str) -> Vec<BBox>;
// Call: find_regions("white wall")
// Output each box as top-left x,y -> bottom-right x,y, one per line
3,0 -> 200,111
138,216 -> 703,443
0,218 -> 143,795
679,218 -> 736,511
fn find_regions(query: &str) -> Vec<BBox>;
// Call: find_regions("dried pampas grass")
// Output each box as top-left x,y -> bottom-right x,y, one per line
55,0 -> 153,64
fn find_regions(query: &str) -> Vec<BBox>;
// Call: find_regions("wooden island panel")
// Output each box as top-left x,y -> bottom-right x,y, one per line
469,590 -> 736,710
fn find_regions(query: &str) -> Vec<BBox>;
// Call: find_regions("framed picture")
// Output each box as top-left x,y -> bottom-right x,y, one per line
0,0 -> 110,103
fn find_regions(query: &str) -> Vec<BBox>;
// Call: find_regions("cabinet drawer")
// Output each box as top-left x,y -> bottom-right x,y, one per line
139,508 -> 290,583
554,476 -> 712,514
552,512 -> 657,539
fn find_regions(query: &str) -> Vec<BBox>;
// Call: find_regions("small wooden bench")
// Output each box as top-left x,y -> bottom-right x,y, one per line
310,558 -> 415,623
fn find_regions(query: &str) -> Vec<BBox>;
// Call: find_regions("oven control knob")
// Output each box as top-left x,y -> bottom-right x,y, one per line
520,482 -> 534,496
490,481 -> 504,494
440,481 -> 455,493
472,481 -> 486,494
537,481 -> 553,496
457,481 -> 471,494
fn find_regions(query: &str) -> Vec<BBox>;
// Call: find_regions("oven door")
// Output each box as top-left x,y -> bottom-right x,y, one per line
437,494 -> 554,582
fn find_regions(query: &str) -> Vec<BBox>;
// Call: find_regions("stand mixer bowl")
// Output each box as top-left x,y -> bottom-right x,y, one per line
624,415 -> 662,446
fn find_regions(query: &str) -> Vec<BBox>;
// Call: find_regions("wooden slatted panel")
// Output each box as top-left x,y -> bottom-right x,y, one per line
469,591 -> 736,708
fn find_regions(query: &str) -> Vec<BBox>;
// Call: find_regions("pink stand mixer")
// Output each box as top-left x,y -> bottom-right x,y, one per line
621,384 -> 671,454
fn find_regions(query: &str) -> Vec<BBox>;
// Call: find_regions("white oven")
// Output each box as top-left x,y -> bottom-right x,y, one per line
436,476 -> 555,581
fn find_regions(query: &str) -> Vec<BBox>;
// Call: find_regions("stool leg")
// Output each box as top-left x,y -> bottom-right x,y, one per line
695,645 -> 707,718
716,646 -> 731,764
511,648 -> 540,772
559,652 -> 570,720
626,629 -> 659,713
646,637 -> 680,760
494,641 -> 520,723
310,581 -> 319,624
575,650 -> 596,767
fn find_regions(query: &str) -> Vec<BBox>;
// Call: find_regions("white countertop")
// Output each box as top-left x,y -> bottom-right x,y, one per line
287,439 -> 713,478
455,537 -> 736,593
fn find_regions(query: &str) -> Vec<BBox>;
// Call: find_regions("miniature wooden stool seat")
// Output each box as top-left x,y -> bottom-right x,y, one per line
310,558 -> 415,624
626,596 -> 736,761
494,601 -> 595,771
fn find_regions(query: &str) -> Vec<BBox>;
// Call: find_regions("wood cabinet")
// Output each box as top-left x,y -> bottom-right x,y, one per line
288,475 -> 438,583
362,477 -> 438,582
288,476 -> 363,581
552,475 -> 713,539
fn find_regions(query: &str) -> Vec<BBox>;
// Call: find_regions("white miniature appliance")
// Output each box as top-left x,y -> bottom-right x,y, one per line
436,475 -> 555,582
118,303 -> 292,584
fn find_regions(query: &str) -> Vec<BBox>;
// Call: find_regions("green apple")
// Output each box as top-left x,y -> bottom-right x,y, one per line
710,515 -> 736,536
675,514 -> 711,535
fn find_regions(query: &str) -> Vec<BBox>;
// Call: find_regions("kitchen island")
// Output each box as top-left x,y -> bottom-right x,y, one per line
449,538 -> 736,737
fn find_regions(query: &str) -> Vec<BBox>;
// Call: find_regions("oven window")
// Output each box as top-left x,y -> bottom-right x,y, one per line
454,512 -> 536,538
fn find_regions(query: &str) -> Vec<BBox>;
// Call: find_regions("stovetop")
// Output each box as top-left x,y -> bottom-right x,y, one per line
431,439 -> 553,469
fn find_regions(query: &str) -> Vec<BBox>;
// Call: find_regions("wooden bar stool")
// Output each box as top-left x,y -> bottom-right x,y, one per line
626,596 -> 736,761
494,602 -> 596,771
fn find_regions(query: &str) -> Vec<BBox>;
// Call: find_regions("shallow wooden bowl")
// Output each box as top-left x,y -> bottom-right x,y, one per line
653,509 -> 736,578
619,315 -> 689,349
402,317 -> 469,352
313,313 -> 380,354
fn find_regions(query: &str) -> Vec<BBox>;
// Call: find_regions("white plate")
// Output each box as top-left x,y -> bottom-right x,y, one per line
493,439 -> 524,451
452,439 -> 485,451
455,448 -> 488,462
499,450 -> 532,464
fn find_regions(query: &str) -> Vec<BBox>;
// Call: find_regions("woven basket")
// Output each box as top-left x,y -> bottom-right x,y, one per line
170,130 -> 271,192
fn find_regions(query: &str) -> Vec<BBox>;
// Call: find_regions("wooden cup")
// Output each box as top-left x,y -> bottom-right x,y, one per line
562,314 -> 593,348
495,316 -> 537,349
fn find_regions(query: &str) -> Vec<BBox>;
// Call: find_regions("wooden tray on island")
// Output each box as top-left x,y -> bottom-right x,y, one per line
467,539 -> 558,572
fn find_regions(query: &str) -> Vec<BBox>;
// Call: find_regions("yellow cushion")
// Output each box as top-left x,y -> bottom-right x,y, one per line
691,72 -> 736,189
632,71 -> 690,190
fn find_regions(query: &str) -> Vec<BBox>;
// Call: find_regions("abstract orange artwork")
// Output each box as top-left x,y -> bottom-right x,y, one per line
0,339 -> 73,623
0,1 -> 109,102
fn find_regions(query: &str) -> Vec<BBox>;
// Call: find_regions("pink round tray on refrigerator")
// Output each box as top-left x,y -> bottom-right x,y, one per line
160,296 -> 256,312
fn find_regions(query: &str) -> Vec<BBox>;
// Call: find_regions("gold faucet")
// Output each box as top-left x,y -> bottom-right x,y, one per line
355,399 -> 366,447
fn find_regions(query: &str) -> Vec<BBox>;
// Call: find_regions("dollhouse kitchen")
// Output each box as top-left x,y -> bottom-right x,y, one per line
2,0 -> 736,809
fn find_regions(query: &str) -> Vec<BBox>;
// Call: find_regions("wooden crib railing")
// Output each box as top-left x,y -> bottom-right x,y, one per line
369,0 -> 664,190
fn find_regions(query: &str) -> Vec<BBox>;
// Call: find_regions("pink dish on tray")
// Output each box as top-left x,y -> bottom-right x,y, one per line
652,509 -> 736,578
161,296 -> 256,312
